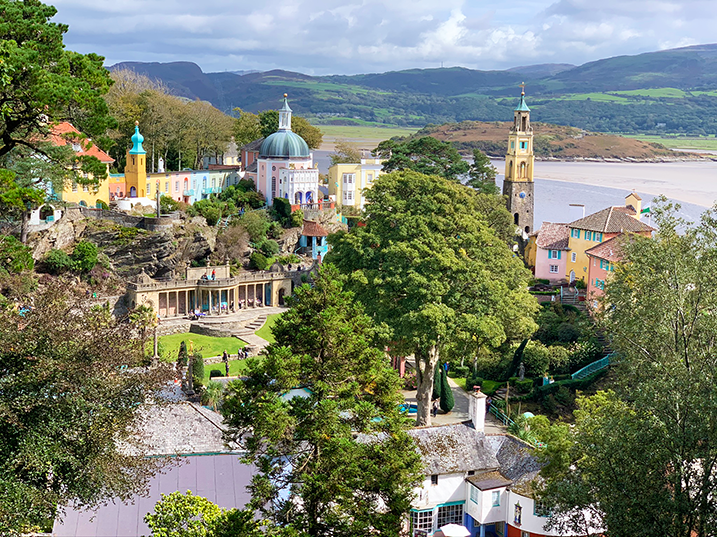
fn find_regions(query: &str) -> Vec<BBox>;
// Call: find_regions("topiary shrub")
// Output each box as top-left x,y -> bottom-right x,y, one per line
466,376 -> 483,390
44,248 -> 72,274
209,369 -> 224,378
177,341 -> 189,368
450,365 -> 470,378
191,353 -> 204,389
432,363 -> 442,400
515,379 -> 534,393
439,369 -> 455,413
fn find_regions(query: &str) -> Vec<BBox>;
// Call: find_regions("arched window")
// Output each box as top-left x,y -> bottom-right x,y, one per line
520,162 -> 526,178
508,161 -> 513,179
294,191 -> 303,204
521,116 -> 527,131
514,213 -> 519,225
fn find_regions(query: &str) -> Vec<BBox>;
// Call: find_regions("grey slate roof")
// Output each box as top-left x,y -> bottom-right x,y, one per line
408,423 -> 499,475
467,470 -> 513,490
485,434 -> 542,482
569,206 -> 653,234
241,138 -> 264,153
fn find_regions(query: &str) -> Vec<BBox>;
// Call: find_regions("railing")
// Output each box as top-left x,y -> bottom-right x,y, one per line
571,352 -> 616,380
202,187 -> 219,195
489,405 -> 515,427
183,189 -> 194,197
128,269 -> 311,292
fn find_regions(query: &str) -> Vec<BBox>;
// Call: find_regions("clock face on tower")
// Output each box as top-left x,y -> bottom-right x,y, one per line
519,191 -> 526,199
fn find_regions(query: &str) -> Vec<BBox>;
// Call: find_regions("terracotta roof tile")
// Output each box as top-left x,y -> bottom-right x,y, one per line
49,122 -> 114,163
569,206 -> 653,234
302,219 -> 328,237
533,222 -> 570,250
585,235 -> 625,263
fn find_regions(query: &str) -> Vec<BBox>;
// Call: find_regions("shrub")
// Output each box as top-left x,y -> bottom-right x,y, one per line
290,208 -> 304,228
203,206 -> 221,226
160,195 -> 180,214
403,371 -> 417,390
466,376 -> 483,390
96,200 -> 109,210
508,376 -> 519,386
451,365 -> 470,378
177,341 -> 189,368
555,385 -> 574,406
439,369 -> 455,413
432,363 -> 442,400
44,249 -> 72,274
241,210 -> 270,242
209,369 -> 224,378
267,221 -> 283,239
0,235 -> 34,274
260,239 -> 280,256
272,197 -> 292,224
522,340 -> 551,377
515,379 -> 534,393
70,241 -> 98,272
557,322 -> 581,343
191,353 -> 204,389
249,251 -> 269,271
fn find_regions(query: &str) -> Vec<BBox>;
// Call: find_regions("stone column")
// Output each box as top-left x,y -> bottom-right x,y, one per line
209,289 -> 213,315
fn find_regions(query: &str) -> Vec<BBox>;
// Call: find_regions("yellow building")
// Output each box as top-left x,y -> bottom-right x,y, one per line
565,194 -> 652,283
53,122 -> 114,207
124,122 -> 148,199
328,157 -> 383,210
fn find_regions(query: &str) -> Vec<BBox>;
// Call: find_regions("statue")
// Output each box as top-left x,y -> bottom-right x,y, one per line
518,362 -> 525,381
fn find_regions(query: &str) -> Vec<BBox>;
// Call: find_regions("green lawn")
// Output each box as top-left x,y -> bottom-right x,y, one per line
626,134 -> 717,151
317,125 -> 419,142
158,333 -> 245,360
255,313 -> 281,344
204,359 -> 252,382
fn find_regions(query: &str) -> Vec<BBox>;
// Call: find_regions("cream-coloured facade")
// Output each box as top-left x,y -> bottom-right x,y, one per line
127,265 -> 309,317
328,158 -> 383,210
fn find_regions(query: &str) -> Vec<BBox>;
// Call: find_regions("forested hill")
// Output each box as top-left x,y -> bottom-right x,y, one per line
110,44 -> 717,135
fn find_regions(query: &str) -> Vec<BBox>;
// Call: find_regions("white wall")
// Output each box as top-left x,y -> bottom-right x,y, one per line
464,483 -> 508,526
506,491 -> 554,535
413,473 -> 467,509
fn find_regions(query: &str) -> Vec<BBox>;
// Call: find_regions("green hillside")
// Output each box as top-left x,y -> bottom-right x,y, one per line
110,43 -> 717,135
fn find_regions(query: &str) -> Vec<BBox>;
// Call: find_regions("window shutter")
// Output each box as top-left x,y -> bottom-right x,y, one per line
557,251 -> 561,260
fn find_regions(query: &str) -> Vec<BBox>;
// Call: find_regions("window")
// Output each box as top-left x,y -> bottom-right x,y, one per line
147,183 -> 151,194
520,141 -> 527,150
175,181 -> 179,192
410,510 -> 433,535
430,475 -> 438,486
71,142 -> 82,152
534,500 -> 551,517
571,252 -> 577,263
348,191 -> 353,201
72,182 -> 77,192
596,232 -> 603,242
492,491 -> 500,507
83,184 -> 88,192
163,182 -> 167,193
467,470 -> 475,476
342,173 -> 354,184
436,504 -> 463,527
521,532 -> 530,537
469,485 -> 479,504
271,177 -> 276,196
514,503 -> 522,525
368,173 -> 373,182
494,522 -> 505,536
571,228 -> 580,239
548,250 -> 560,260
549,265 -> 559,273
511,141 -> 515,149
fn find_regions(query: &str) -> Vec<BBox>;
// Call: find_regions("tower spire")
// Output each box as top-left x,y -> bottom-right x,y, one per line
279,93 -> 292,131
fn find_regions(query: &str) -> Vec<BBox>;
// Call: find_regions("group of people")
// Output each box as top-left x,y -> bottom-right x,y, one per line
221,348 -> 250,377
200,269 -> 217,281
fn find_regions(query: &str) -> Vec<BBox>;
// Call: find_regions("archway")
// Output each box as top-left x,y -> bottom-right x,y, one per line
278,288 -> 286,306
514,213 -> 519,225
569,270 -> 576,283
39,205 -> 54,221
508,161 -> 513,179
294,191 -> 303,204
525,225 -> 530,234
79,200 -> 87,207
305,191 -> 313,203
130,186 -> 137,197
520,162 -> 526,178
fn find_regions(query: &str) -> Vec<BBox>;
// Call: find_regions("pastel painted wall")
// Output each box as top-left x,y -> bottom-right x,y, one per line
464,483 -> 508,525
328,159 -> 382,209
61,163 -> 112,207
586,255 -> 614,302
534,248 -> 567,283
257,157 -> 314,205
413,473 -> 467,510
565,230 -> 614,282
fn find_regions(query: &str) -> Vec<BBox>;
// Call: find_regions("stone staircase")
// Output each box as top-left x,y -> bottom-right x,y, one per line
191,312 -> 268,338
235,314 -> 267,336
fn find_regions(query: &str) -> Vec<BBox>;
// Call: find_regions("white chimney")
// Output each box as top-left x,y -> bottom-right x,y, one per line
468,390 -> 487,432
569,204 -> 585,222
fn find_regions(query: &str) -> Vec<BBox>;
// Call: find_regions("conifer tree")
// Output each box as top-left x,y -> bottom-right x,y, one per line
439,368 -> 455,413
432,361 -> 442,401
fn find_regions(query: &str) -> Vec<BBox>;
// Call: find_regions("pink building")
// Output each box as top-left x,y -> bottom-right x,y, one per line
530,222 -> 570,283
585,235 -> 624,304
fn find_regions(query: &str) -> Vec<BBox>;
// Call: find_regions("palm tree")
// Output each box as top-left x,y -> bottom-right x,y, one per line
201,381 -> 224,411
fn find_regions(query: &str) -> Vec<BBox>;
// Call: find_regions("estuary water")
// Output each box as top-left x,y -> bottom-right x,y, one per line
313,150 -> 714,227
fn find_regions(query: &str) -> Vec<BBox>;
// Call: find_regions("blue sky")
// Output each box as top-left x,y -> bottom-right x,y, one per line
52,0 -> 716,74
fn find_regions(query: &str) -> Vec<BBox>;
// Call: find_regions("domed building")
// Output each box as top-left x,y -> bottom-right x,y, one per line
254,95 -> 319,206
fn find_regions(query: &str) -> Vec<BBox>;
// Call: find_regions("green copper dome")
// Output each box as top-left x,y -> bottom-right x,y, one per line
259,130 -> 310,158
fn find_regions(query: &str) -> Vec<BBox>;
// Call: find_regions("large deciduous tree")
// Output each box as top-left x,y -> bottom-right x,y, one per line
0,282 -> 173,534
540,200 -> 717,537
327,171 -> 538,425
373,137 -> 469,182
222,265 -> 422,536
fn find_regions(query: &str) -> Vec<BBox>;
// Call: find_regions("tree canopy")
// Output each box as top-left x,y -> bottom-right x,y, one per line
540,200 -> 717,537
222,265 -> 422,536
373,137 -> 470,182
327,170 -> 538,425
468,148 -> 499,195
0,282 -> 173,534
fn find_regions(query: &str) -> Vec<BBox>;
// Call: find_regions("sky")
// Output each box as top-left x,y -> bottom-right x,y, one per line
52,0 -> 717,75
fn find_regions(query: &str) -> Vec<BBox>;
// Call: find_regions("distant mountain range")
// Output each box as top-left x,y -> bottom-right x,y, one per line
110,44 -> 717,135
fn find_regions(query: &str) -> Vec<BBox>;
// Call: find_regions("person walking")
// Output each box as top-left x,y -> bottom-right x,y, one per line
431,399 -> 439,418
222,350 -> 229,377
211,269 -> 216,281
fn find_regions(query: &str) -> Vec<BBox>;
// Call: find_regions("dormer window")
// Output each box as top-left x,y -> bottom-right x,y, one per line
430,474 -> 438,485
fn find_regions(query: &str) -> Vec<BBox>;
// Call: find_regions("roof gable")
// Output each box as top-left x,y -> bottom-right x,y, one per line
50,122 -> 114,164
569,206 -> 653,234
533,222 -> 570,250
408,423 -> 499,474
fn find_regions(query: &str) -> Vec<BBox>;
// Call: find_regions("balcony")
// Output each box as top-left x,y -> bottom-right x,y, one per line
183,189 -> 194,197
202,187 -> 219,195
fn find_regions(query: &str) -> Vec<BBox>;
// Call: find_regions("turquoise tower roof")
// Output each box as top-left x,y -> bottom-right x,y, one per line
515,83 -> 530,112
129,122 -> 146,155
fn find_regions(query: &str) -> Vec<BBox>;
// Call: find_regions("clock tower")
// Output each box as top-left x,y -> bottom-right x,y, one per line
503,83 -> 534,239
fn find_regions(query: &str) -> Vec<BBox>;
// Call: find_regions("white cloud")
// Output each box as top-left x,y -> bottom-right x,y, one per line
50,0 -> 717,74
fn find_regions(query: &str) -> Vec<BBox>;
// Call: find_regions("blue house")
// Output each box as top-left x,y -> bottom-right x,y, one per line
299,220 -> 329,260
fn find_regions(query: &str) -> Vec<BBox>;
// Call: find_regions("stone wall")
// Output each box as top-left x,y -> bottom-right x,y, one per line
75,207 -> 177,232
156,321 -> 192,337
